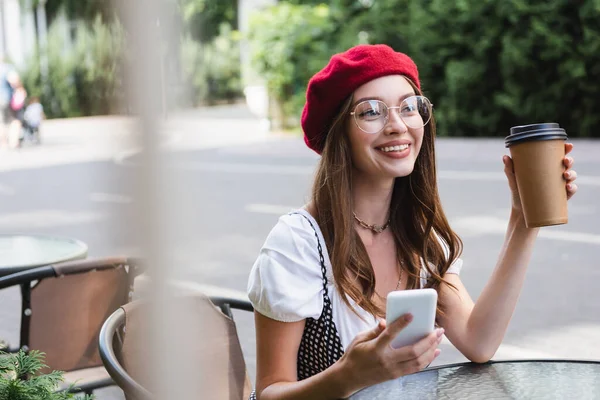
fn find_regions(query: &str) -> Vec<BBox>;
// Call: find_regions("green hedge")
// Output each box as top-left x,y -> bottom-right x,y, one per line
181,23 -> 243,106
396,0 -> 600,137
21,16 -> 124,118
21,11 -> 243,118
249,0 -> 600,137
249,3 -> 346,129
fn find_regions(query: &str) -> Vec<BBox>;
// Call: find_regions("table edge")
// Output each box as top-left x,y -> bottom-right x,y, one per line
0,233 -> 88,270
424,358 -> 600,372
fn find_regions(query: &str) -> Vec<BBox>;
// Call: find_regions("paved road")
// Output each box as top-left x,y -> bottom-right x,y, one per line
1,108 -> 599,398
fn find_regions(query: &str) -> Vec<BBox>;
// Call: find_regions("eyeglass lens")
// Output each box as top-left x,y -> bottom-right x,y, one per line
353,96 -> 432,133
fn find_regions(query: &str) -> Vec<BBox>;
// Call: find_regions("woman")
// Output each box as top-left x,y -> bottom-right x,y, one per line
247,44 -> 577,399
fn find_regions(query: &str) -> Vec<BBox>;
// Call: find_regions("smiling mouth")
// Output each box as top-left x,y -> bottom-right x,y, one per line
376,144 -> 410,153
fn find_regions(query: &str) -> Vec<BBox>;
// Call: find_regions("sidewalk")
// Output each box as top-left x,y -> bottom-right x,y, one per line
0,104 -> 272,173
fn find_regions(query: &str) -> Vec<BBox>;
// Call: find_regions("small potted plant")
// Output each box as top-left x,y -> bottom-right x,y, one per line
0,350 -> 94,399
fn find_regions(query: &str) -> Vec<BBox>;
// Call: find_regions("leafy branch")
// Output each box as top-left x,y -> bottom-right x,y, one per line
0,350 -> 94,400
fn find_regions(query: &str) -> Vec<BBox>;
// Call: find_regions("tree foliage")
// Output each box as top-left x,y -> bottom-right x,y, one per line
249,3 -> 346,128
179,0 -> 238,43
21,16 -> 125,118
249,0 -> 600,136
21,0 -> 115,24
181,23 -> 243,106
395,0 -> 600,137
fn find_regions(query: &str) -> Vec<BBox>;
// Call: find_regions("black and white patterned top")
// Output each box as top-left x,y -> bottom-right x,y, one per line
295,213 -> 345,380
248,213 -> 344,399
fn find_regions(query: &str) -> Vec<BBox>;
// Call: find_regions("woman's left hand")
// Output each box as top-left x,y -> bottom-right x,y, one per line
503,143 -> 578,213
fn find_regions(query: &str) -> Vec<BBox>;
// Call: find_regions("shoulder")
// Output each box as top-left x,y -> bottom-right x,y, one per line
419,230 -> 464,287
262,210 -> 320,253
247,210 -> 325,322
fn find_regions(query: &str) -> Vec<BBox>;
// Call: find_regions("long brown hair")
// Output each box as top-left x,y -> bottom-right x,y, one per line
311,77 -> 462,319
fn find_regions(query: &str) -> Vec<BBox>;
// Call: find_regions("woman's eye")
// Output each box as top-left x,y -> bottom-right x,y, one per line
402,104 -> 417,113
360,109 -> 381,118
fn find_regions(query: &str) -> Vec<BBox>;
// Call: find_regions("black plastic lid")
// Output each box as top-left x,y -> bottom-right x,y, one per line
505,123 -> 568,148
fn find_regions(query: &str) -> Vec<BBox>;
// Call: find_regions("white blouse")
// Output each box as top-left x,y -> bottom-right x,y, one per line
247,208 -> 463,350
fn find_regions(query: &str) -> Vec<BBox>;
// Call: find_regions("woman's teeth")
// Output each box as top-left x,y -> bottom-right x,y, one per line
379,144 -> 409,152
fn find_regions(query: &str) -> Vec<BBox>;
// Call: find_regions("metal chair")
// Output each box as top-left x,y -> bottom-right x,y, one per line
0,256 -> 144,395
99,293 -> 254,400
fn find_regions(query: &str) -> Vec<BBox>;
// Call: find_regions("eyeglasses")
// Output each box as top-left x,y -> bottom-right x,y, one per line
349,96 -> 433,134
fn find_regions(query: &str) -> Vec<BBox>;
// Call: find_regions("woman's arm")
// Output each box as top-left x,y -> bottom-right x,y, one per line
438,146 -> 578,363
255,313 -> 348,400
255,312 -> 443,400
438,210 -> 538,363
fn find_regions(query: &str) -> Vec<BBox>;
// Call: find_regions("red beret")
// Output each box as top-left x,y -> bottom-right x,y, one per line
301,44 -> 421,154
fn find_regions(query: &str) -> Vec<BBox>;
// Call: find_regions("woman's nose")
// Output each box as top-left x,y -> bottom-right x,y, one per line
384,108 -> 408,134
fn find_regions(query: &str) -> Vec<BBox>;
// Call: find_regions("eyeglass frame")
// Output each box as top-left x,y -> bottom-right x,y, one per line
349,95 -> 434,134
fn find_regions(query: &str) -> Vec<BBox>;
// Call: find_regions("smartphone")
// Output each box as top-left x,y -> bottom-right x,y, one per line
385,288 -> 438,349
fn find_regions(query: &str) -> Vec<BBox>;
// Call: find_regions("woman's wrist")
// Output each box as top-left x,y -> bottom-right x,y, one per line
508,209 -> 539,233
328,357 -> 363,399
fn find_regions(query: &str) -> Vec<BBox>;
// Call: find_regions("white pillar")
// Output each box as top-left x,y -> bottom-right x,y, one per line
4,0 -> 23,66
36,0 -> 48,83
238,0 -> 276,131
21,0 -> 36,63
238,0 -> 276,86
0,0 -> 6,58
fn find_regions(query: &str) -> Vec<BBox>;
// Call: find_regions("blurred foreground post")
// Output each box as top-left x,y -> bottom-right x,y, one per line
118,0 -> 203,398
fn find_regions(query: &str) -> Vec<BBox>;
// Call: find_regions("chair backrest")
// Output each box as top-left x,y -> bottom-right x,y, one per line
116,294 -> 252,400
28,257 -> 137,372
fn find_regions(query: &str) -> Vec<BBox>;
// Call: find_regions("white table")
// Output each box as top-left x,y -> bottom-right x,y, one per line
0,234 -> 88,277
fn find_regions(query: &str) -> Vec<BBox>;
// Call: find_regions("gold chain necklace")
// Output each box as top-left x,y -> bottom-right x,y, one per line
394,267 -> 404,290
353,212 -> 391,234
376,267 -> 404,299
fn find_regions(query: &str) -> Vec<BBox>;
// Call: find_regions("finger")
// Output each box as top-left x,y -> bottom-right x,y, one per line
567,183 -> 578,200
503,155 -> 518,191
376,313 -> 413,349
503,156 -> 513,176
396,334 -> 443,376
503,155 -> 515,176
393,328 -> 444,361
413,343 -> 442,372
565,142 -> 574,155
564,170 -> 577,182
366,319 -> 387,341
563,156 -> 574,168
354,319 -> 386,344
502,155 -> 513,172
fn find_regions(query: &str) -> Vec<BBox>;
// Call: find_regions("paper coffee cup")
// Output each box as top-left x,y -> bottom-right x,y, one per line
505,123 -> 568,228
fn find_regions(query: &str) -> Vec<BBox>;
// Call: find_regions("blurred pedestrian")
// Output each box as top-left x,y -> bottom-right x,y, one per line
22,96 -> 45,145
7,76 -> 26,148
0,60 -> 18,148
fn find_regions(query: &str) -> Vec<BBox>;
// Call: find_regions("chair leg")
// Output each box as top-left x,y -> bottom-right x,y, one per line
221,303 -> 233,319
57,377 -> 115,396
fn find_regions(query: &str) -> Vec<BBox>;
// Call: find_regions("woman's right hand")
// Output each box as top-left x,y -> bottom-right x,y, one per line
338,313 -> 443,397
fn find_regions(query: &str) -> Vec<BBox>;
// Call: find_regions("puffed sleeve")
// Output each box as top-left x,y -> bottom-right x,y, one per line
420,231 -> 463,287
435,230 -> 463,275
446,258 -> 463,275
247,213 -> 324,322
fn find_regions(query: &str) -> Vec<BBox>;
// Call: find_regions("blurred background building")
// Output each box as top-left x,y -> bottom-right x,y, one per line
1,0 -> 39,66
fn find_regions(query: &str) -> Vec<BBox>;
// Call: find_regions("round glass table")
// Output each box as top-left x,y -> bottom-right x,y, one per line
349,360 -> 600,399
0,234 -> 88,277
